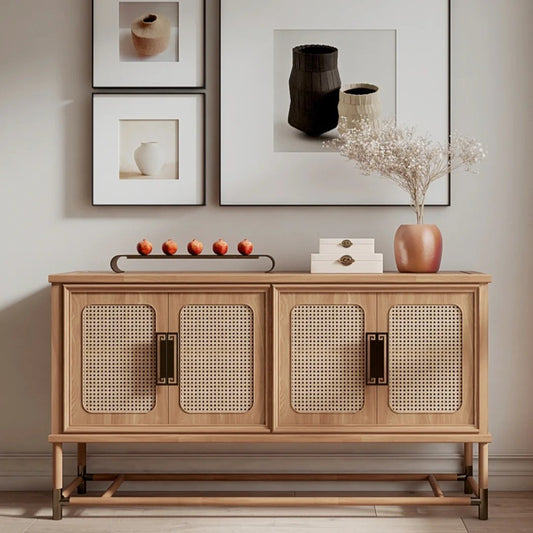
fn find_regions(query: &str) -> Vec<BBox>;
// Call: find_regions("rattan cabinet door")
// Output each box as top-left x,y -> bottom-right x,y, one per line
167,288 -> 268,431
275,288 -> 377,431
66,291 -> 169,432
376,292 -> 475,430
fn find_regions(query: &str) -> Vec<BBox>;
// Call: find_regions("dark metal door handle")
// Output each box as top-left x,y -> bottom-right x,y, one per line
156,333 -> 179,386
366,332 -> 388,385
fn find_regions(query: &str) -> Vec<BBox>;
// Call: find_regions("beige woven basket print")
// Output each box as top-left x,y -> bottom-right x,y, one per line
82,304 -> 156,414
389,304 -> 463,413
179,304 -> 254,413
290,305 -> 366,413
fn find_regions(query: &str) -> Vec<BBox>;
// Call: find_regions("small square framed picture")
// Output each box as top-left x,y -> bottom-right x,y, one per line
93,0 -> 205,88
93,94 -> 205,206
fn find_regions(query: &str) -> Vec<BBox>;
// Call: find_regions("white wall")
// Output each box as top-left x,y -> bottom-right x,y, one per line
0,0 -> 532,489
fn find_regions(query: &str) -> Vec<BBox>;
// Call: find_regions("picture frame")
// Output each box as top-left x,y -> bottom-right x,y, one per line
93,0 -> 205,88
93,94 -> 205,206
220,0 -> 450,206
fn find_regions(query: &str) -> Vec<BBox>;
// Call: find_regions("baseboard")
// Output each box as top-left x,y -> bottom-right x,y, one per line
1,452 -> 532,491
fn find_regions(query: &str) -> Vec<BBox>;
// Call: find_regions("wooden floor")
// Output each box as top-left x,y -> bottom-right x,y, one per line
0,491 -> 532,532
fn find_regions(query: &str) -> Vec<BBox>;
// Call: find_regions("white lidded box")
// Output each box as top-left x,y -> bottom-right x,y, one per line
311,253 -> 383,274
319,238 -> 375,254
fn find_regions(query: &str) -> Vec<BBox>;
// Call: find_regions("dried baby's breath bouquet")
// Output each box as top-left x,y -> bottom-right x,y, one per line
327,118 -> 487,223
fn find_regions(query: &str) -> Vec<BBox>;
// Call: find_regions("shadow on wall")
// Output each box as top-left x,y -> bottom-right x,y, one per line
62,97 -> 93,218
0,288 -> 51,452
57,0 -> 95,219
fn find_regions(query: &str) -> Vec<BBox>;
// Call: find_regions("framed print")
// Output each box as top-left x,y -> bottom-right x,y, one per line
93,0 -> 205,88
93,94 -> 205,205
220,0 -> 450,206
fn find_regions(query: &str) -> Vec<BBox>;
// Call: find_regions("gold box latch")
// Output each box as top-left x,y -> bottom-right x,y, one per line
338,255 -> 355,266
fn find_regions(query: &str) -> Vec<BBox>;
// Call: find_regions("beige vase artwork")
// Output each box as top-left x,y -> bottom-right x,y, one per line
131,13 -> 171,57
338,83 -> 381,134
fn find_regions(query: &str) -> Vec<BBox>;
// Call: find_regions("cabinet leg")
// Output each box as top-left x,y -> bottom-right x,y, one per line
52,443 -> 63,520
77,443 -> 87,494
478,442 -> 489,520
52,488 -> 62,520
464,443 -> 473,494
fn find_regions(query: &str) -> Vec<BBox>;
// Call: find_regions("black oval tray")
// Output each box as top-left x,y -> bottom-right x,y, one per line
110,254 -> 276,273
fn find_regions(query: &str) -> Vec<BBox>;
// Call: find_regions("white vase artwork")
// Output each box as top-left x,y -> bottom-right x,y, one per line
134,142 -> 164,176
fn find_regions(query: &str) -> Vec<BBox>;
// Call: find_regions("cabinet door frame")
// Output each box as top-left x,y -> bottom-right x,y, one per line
166,285 -> 270,433
376,289 -> 477,432
64,286 -> 169,433
273,285 -> 378,432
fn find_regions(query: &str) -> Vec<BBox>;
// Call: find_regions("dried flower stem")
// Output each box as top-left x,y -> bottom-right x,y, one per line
326,119 -> 487,223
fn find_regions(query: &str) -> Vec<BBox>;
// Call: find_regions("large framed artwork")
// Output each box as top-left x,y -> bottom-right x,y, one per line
220,0 -> 450,206
93,0 -> 205,88
93,94 -> 205,205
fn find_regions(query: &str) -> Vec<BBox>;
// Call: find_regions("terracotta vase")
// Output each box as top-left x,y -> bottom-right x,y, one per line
131,13 -> 170,57
288,44 -> 341,136
394,224 -> 443,273
338,83 -> 381,133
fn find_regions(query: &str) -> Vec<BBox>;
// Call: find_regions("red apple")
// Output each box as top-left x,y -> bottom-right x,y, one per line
237,238 -> 254,255
136,239 -> 153,256
212,238 -> 228,256
162,239 -> 178,256
187,238 -> 203,255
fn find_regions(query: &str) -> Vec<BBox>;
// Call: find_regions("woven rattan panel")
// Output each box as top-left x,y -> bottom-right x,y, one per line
389,305 -> 462,413
82,305 -> 156,413
179,305 -> 254,413
291,305 -> 365,413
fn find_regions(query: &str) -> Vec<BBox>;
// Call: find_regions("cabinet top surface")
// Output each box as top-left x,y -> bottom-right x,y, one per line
49,271 -> 491,284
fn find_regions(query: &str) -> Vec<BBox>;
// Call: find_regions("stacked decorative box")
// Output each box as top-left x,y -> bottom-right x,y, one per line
311,238 -> 383,273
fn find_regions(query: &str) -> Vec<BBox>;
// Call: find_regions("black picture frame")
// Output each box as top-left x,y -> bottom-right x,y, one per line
219,0 -> 451,207
92,0 -> 206,89
92,93 -> 206,206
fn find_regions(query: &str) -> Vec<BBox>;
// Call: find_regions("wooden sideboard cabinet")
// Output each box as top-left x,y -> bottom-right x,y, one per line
49,271 -> 491,520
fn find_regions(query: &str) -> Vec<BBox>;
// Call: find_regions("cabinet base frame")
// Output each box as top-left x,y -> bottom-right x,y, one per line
51,443 -> 488,521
